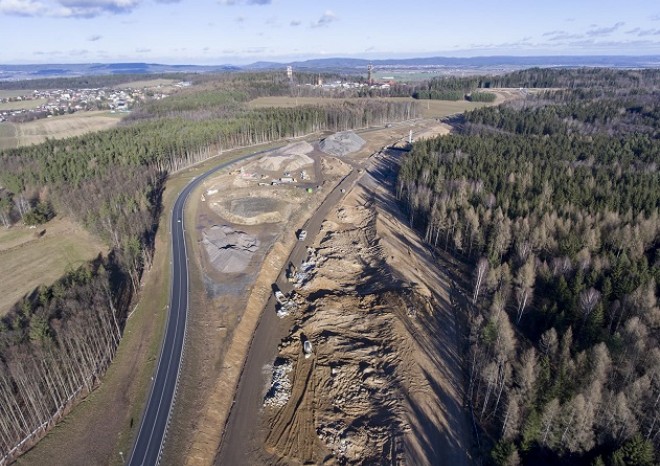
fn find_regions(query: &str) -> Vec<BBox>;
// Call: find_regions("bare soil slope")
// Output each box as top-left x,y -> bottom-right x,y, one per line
261,150 -> 472,465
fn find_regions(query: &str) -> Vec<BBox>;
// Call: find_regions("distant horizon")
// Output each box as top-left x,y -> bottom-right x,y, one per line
2,52 -> 660,68
1,0 -> 659,65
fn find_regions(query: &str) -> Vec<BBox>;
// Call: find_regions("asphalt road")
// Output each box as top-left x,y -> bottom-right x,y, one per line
128,147 -> 280,466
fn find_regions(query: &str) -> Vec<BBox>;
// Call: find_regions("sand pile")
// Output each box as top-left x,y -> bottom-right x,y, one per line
319,131 -> 365,157
202,225 -> 259,273
257,141 -> 314,172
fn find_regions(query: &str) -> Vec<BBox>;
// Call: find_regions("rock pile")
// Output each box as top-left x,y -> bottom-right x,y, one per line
319,131 -> 365,157
202,225 -> 259,273
264,359 -> 293,408
257,141 -> 314,172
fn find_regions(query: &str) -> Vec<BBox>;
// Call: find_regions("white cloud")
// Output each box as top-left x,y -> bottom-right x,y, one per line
586,22 -> 625,37
290,19 -> 301,26
0,0 -> 47,16
542,30 -> 565,37
637,28 -> 660,37
0,0 -> 179,17
311,10 -> 336,28
218,0 -> 271,5
57,0 -> 139,17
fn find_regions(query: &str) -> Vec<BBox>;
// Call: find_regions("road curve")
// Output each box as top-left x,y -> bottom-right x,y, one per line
128,147 -> 278,466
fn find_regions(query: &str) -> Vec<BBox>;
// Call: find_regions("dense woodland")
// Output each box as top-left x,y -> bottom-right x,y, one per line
397,69 -> 659,465
0,73 -> 418,459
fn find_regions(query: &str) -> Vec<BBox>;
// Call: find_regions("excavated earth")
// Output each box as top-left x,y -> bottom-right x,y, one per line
260,153 -> 472,465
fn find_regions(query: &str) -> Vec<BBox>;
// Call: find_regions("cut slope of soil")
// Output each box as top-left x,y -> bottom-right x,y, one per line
261,149 -> 472,465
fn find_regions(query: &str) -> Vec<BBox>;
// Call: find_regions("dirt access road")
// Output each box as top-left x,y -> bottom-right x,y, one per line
216,129 -> 472,464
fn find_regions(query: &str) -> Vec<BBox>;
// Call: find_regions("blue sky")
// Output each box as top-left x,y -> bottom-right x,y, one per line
1,0 -> 659,64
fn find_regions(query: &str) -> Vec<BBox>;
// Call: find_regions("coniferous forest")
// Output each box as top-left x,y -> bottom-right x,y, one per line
397,69 -> 659,465
0,72 -> 418,459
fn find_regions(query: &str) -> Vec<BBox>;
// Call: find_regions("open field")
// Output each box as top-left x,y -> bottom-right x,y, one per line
0,123 -> 17,150
0,90 -> 34,99
0,217 -> 106,316
374,70 -> 449,82
248,96 -> 352,108
0,98 -> 45,111
403,97 -> 490,118
118,78 -> 177,89
0,111 -> 123,149
248,95 -> 498,119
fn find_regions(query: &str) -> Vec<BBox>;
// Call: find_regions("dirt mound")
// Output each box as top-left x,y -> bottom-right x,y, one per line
256,141 -> 314,172
319,131 -> 365,157
202,225 -> 259,273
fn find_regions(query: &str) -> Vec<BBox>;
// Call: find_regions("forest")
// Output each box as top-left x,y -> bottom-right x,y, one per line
0,72 -> 418,460
397,69 -> 659,465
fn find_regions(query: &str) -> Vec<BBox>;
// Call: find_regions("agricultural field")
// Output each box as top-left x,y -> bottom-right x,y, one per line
0,111 -> 123,149
373,70 -> 448,82
248,95 -> 497,119
0,122 -> 17,150
0,98 -> 45,111
0,89 -> 33,99
248,96 -> 351,108
388,96 -> 493,118
118,78 -> 176,89
0,217 -> 106,316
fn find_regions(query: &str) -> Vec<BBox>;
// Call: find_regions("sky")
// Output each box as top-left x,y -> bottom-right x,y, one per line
0,0 -> 659,64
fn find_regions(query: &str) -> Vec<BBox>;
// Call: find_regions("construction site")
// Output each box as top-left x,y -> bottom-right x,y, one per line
256,151 -> 472,465
167,120 -> 472,466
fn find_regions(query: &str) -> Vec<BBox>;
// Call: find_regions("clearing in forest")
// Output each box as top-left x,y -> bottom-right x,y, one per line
0,217 -> 106,315
2,111 -> 123,148
248,95 -> 502,119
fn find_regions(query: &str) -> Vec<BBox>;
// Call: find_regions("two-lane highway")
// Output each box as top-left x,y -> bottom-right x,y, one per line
128,147 -> 280,466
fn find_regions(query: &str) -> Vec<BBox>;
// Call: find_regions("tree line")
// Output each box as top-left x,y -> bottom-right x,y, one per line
396,71 -> 659,465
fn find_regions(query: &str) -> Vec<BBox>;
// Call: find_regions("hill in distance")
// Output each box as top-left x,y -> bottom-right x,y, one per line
1,55 -> 659,81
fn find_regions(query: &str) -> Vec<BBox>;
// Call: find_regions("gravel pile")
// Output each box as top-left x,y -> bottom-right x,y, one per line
258,141 -> 314,172
202,225 -> 259,273
319,131 -> 365,157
